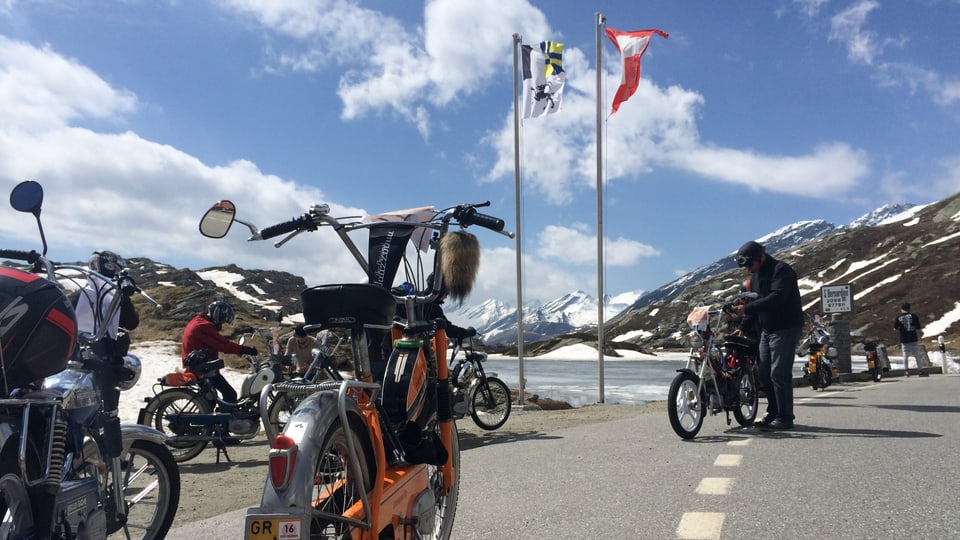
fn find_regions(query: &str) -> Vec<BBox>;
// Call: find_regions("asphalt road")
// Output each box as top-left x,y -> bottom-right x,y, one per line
168,374 -> 959,539
453,374 -> 960,539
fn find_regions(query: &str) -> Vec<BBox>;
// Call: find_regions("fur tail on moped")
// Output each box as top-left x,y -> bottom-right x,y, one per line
440,231 -> 479,303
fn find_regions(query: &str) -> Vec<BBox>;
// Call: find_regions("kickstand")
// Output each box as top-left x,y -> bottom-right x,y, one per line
213,441 -> 233,464
725,411 -> 732,426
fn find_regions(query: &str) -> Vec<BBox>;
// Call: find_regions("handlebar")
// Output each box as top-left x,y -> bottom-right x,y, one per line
453,204 -> 505,232
0,249 -> 40,264
258,214 -> 317,240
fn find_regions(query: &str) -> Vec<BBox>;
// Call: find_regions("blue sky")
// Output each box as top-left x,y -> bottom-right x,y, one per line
1,0 -> 958,309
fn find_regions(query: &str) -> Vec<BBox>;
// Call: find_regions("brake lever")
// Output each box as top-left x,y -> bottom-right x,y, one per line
274,228 -> 306,248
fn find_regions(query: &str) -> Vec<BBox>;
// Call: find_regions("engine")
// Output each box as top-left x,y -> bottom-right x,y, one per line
54,477 -> 106,540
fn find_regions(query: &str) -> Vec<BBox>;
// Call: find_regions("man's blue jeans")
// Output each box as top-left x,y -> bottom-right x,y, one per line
758,327 -> 803,422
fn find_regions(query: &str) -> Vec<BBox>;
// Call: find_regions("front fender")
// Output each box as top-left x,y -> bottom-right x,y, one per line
120,423 -> 168,451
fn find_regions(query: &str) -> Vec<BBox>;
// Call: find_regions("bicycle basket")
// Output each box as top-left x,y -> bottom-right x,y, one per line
686,306 -> 710,331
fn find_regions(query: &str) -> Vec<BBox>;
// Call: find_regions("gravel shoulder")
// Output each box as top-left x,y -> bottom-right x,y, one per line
171,400 -> 666,527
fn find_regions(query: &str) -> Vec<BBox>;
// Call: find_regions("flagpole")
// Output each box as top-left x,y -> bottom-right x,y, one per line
595,12 -> 606,404
512,33 -> 526,407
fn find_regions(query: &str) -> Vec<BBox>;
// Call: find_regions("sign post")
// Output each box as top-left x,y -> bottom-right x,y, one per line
820,284 -> 853,373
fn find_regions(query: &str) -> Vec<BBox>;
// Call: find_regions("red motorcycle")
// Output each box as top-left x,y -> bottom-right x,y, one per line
862,338 -> 883,382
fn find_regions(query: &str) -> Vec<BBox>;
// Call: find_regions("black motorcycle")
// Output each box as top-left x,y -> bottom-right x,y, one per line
137,337 -> 290,463
0,180 -> 180,539
448,336 -> 511,430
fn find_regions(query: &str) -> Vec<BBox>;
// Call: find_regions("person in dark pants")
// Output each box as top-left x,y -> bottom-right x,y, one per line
181,300 -> 257,405
731,241 -> 804,430
894,302 -> 927,377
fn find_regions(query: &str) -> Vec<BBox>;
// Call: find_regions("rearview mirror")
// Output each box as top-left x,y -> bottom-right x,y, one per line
10,180 -> 43,216
199,200 -> 236,238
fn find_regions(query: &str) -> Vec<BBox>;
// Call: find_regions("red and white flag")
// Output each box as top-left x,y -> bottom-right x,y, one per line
605,27 -> 668,115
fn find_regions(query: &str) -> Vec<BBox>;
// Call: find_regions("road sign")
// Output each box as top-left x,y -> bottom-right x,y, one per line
821,284 -> 853,313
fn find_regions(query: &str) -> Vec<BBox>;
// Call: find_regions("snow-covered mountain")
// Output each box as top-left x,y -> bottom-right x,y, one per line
445,289 -> 641,346
450,203 -> 922,345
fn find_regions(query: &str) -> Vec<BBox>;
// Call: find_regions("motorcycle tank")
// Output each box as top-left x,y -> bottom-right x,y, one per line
43,369 -> 100,424
0,267 -> 77,394
241,366 -> 275,396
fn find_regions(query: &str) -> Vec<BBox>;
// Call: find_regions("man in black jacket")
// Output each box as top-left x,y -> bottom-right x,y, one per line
731,241 -> 804,430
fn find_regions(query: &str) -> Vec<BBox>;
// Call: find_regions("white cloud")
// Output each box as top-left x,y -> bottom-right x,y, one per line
0,35 -> 374,290
828,0 -> 883,65
0,36 -> 137,131
535,224 -> 658,266
216,0 -> 551,137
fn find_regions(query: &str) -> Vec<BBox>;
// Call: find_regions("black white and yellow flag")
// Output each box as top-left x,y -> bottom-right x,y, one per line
521,41 -> 564,119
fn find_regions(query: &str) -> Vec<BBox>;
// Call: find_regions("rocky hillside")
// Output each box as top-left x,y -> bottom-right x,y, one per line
603,192 -> 960,353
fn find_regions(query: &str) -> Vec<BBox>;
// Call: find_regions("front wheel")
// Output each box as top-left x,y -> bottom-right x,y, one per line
0,473 -> 34,538
265,392 -> 300,444
668,371 -> 705,439
108,440 -> 181,539
139,388 -> 212,462
869,354 -> 882,382
732,366 -> 759,426
469,377 -> 511,431
818,360 -> 833,389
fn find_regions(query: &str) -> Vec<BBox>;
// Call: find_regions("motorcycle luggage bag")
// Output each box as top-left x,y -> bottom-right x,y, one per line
301,284 -> 396,330
0,267 -> 77,394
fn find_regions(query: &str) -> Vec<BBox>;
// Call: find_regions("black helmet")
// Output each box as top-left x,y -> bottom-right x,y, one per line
207,300 -> 235,328
734,241 -> 764,268
0,267 -> 77,394
89,250 -> 127,278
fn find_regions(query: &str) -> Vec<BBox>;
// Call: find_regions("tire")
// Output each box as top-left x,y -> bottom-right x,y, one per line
107,440 -> 181,539
667,371 -> 704,439
308,412 -> 376,539
139,388 -> 212,463
426,421 -> 460,540
732,366 -> 759,426
819,360 -> 832,389
469,377 -> 511,431
869,354 -> 882,382
265,392 -> 300,444
808,359 -> 820,390
0,473 -> 34,538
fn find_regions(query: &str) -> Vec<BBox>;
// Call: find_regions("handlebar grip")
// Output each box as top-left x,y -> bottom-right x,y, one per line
0,249 -> 40,263
454,207 -> 505,232
259,215 -> 314,240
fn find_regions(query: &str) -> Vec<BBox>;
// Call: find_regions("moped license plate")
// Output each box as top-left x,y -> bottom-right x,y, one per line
245,513 -> 304,540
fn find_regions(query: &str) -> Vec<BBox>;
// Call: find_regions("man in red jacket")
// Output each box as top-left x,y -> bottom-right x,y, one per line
181,300 -> 256,404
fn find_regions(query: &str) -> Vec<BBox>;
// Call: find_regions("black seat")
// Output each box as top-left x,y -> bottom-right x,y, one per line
302,284 -> 396,330
723,335 -> 757,356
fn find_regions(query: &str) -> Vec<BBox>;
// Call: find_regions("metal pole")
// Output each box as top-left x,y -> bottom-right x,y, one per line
595,12 -> 606,404
512,33 -> 526,406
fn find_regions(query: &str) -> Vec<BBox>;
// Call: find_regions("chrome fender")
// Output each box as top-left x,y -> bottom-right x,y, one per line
120,423 -> 169,451
259,390 -> 356,509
